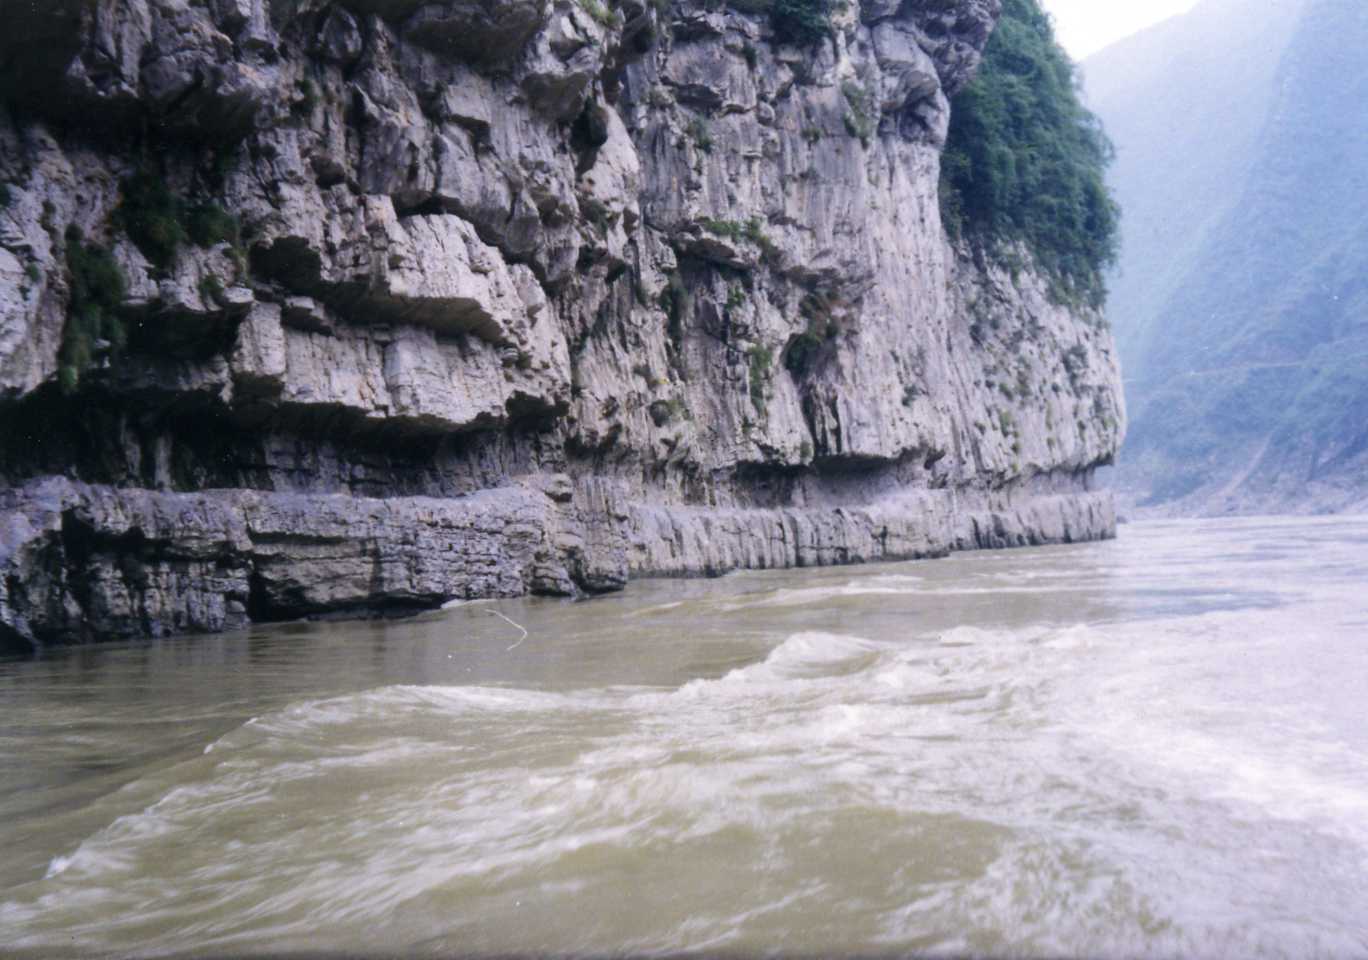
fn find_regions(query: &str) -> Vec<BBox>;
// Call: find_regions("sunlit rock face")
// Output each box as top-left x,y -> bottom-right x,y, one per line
0,0 -> 1123,646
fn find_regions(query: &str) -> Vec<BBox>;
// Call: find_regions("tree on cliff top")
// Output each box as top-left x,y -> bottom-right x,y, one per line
940,0 -> 1119,309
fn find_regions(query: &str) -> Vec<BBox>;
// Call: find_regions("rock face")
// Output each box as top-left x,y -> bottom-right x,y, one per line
0,0 -> 1124,649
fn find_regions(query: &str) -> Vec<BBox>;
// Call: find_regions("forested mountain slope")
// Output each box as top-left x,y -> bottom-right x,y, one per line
1087,0 -> 1368,514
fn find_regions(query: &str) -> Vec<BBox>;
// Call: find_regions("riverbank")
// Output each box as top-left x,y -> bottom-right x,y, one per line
1,475 -> 1113,651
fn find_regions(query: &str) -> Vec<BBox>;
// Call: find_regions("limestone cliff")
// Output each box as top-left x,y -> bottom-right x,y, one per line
0,0 -> 1124,648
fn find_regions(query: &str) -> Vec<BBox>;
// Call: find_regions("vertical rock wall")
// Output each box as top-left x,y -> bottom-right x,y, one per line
0,0 -> 1124,647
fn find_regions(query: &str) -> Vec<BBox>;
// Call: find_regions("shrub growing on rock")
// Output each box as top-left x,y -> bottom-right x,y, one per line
59,227 -> 127,392
185,203 -> 240,248
117,171 -> 186,270
116,172 -> 242,270
770,0 -> 832,46
841,80 -> 876,145
748,344 -> 774,412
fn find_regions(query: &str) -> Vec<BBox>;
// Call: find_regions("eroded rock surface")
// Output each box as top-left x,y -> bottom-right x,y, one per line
0,0 -> 1124,648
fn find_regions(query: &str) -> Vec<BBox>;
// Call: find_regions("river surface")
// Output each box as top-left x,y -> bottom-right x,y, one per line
1,517 -> 1367,958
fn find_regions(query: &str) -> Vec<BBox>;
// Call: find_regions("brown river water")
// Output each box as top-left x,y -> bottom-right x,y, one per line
1,517 -> 1367,958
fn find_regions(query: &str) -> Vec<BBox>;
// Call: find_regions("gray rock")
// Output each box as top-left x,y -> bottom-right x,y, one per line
0,477 -> 585,646
404,0 -> 549,64
0,0 -> 1125,649
314,6 -> 366,66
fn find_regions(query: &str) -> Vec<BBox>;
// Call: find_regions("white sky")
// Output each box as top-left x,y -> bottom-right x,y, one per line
1041,0 -> 1200,59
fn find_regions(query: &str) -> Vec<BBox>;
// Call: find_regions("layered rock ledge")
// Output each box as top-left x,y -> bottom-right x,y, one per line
0,0 -> 1124,649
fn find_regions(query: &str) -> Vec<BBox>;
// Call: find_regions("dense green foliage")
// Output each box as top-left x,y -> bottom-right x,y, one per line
59,227 -> 128,393
185,203 -> 240,248
720,0 -> 830,48
117,172 -> 187,270
116,171 -> 241,270
940,0 -> 1118,307
769,0 -> 831,46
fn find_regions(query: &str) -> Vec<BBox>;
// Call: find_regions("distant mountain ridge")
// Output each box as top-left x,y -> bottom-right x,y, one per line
1086,0 -> 1368,515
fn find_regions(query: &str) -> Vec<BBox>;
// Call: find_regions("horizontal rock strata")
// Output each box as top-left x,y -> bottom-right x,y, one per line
0,0 -> 1124,649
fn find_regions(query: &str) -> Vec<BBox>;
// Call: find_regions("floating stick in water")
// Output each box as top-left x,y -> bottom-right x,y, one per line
488,610 -> 529,651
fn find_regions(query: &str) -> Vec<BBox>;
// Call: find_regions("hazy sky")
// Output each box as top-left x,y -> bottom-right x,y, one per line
1041,0 -> 1199,59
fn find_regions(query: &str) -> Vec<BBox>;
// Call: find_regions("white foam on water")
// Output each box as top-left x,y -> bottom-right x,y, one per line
741,630 -> 888,679
622,600 -> 686,617
910,585 -> 1099,596
717,583 -> 910,611
439,597 -> 496,610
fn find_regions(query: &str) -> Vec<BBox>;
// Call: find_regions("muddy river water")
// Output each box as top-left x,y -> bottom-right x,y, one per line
2,516 -> 1366,957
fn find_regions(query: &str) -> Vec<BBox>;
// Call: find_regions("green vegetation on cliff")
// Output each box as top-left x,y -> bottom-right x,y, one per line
724,0 -> 833,46
59,227 -> 127,392
116,170 -> 241,270
117,171 -> 187,270
940,0 -> 1118,307
770,0 -> 833,45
